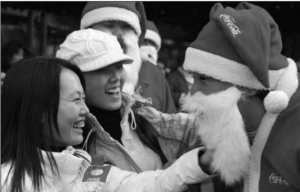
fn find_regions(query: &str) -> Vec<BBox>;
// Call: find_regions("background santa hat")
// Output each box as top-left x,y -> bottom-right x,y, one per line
183,2 -> 298,185
144,20 -> 161,51
80,1 -> 147,46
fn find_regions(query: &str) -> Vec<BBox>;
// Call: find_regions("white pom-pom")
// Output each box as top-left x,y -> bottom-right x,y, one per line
264,91 -> 289,114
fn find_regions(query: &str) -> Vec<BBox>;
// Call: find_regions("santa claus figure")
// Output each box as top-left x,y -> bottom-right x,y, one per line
181,2 -> 300,192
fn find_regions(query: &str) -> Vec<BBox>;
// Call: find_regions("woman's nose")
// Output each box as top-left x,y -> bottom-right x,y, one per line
110,68 -> 122,82
190,81 -> 201,96
80,101 -> 90,116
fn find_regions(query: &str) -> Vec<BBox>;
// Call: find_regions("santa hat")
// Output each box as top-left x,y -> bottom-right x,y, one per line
56,29 -> 133,72
144,20 -> 161,51
184,2 -> 298,114
81,1 -> 147,45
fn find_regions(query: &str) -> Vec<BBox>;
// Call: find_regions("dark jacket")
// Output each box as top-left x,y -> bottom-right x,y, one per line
135,61 -> 177,114
166,69 -> 189,110
256,72 -> 300,192
214,63 -> 300,192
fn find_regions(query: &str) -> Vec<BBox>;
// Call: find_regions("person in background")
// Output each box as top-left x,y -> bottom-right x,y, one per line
80,1 -> 177,113
1,41 -> 24,73
167,49 -> 193,111
140,20 -> 161,65
157,47 -> 172,75
180,2 -> 300,192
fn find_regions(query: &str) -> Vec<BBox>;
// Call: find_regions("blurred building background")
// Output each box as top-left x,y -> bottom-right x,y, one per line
1,2 -> 300,73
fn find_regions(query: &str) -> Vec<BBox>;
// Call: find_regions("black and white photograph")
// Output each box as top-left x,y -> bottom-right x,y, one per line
1,1 -> 300,192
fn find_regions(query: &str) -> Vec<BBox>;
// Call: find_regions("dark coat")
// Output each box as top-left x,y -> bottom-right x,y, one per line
135,61 -> 177,113
166,69 -> 189,110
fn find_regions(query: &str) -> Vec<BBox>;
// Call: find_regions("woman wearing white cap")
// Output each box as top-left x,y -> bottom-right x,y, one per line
55,29 -> 220,192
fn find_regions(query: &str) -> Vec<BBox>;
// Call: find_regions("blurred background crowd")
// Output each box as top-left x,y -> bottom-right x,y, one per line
1,2 -> 300,106
2,2 -> 300,69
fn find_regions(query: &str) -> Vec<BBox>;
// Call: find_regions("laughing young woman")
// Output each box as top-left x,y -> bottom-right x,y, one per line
1,57 -> 99,192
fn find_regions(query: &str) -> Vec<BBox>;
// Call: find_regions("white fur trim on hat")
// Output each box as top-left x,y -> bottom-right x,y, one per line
80,7 -> 141,36
145,29 -> 161,50
264,91 -> 289,114
263,58 -> 298,114
183,47 -> 286,90
244,58 -> 298,192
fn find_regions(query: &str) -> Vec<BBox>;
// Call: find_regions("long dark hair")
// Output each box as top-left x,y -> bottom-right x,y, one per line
1,56 -> 86,192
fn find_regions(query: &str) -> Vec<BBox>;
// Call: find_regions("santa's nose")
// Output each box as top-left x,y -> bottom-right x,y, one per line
190,83 -> 198,96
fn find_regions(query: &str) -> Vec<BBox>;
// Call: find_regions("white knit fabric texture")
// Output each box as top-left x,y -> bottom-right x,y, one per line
56,29 -> 133,72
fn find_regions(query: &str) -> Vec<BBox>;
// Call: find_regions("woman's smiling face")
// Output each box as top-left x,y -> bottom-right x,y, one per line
84,62 -> 125,110
51,68 -> 89,147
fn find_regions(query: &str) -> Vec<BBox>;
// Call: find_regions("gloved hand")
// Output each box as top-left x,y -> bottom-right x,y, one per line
198,148 -> 216,175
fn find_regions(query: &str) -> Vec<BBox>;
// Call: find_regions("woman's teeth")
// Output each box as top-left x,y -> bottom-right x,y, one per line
73,121 -> 85,129
106,87 -> 120,95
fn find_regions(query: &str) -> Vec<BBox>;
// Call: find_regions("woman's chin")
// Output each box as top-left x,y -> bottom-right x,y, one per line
103,101 -> 122,111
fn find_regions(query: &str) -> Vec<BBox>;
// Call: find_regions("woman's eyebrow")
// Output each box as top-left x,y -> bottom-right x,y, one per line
68,90 -> 84,97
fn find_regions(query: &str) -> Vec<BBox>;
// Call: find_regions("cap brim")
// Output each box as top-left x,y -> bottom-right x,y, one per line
122,58 -> 134,65
79,52 -> 134,72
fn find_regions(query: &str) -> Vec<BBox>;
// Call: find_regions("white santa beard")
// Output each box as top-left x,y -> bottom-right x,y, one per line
122,33 -> 142,95
180,86 -> 251,185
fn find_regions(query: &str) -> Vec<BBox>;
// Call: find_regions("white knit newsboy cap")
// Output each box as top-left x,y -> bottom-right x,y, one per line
56,29 -> 133,72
